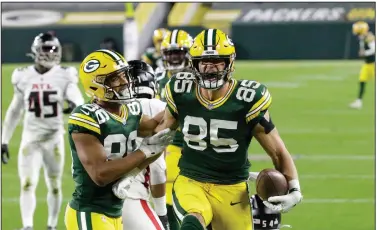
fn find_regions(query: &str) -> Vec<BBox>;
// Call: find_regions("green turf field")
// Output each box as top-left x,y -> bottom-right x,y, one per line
1,61 -> 375,230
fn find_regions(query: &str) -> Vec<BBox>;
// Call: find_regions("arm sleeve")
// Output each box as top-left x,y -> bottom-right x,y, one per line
2,86 -> 24,144
164,78 -> 178,118
245,84 -> 272,123
64,67 -> 85,106
150,153 -> 167,185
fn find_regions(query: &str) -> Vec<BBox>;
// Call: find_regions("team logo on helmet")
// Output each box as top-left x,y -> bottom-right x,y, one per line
83,59 -> 100,73
226,35 -> 234,46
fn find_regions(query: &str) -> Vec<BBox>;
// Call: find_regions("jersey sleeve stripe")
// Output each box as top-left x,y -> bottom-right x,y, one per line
247,90 -> 271,116
70,113 -> 97,124
68,119 -> 101,134
245,93 -> 272,122
69,115 -> 99,128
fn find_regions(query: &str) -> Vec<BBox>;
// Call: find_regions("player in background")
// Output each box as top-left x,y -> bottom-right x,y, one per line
142,28 -> 170,70
155,29 -> 193,230
64,49 -> 173,230
349,21 -> 375,109
117,60 -> 169,230
1,32 -> 84,230
155,29 -> 303,230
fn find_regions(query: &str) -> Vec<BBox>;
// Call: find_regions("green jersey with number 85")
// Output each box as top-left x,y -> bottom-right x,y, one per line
165,72 -> 272,184
67,101 -> 142,217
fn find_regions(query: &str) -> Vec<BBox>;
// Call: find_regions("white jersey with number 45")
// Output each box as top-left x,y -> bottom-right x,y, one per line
2,65 -> 84,144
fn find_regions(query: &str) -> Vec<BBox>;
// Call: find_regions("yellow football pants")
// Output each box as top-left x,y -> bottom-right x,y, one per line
172,175 -> 253,230
165,144 -> 182,205
359,63 -> 375,82
64,204 -> 123,230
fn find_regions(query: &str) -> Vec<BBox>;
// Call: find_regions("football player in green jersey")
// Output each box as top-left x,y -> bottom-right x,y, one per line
155,29 -> 193,230
64,49 -> 172,230
141,28 -> 170,70
349,21 -> 375,109
156,29 -> 303,230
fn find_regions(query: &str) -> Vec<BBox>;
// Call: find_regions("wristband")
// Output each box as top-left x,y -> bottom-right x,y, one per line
152,196 -> 167,216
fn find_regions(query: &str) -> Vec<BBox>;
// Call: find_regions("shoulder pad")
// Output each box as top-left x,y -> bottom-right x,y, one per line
11,66 -> 30,85
173,72 -> 195,80
126,100 -> 143,117
68,103 -> 103,135
236,80 -> 272,122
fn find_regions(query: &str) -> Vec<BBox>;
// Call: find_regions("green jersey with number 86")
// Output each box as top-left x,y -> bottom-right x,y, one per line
165,72 -> 272,184
67,101 -> 142,217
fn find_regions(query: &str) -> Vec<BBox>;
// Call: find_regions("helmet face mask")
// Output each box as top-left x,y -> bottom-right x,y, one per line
31,33 -> 62,69
191,56 -> 233,90
162,47 -> 189,72
99,67 -> 136,104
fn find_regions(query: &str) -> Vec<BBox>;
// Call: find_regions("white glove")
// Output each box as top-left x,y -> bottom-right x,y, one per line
146,128 -> 175,145
248,171 -> 259,182
263,179 -> 303,213
112,168 -> 140,199
140,129 -> 174,158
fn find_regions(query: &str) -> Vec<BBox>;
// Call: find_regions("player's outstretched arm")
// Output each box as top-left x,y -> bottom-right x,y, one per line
73,132 -> 149,187
253,111 -> 303,213
2,85 -> 24,164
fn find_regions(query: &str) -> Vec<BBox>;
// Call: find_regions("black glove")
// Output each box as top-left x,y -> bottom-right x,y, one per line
158,215 -> 170,230
2,144 -> 9,164
63,100 -> 76,114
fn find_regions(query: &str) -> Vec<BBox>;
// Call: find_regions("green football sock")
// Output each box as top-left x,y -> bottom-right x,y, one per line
180,215 -> 204,230
167,204 -> 180,230
358,82 -> 366,99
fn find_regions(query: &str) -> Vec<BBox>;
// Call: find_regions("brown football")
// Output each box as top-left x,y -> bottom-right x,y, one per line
256,168 -> 288,201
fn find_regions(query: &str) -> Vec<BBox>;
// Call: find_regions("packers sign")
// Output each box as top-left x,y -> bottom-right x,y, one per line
240,7 -> 346,22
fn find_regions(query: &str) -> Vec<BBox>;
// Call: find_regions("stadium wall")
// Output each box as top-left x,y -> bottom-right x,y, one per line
232,22 -> 376,60
2,25 -> 123,63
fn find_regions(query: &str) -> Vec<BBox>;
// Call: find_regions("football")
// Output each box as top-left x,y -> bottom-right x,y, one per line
256,168 -> 289,201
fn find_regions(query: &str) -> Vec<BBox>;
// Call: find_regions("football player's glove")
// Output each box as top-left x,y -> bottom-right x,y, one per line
1,144 -> 9,164
139,128 -> 174,158
158,215 -> 170,230
263,180 -> 303,213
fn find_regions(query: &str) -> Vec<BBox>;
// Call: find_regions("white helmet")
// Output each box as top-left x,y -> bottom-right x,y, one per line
30,32 -> 62,68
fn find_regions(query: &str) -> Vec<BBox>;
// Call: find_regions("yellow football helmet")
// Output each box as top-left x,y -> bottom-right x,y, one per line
153,28 -> 170,53
160,29 -> 193,72
79,49 -> 135,103
189,28 -> 236,90
352,21 -> 369,36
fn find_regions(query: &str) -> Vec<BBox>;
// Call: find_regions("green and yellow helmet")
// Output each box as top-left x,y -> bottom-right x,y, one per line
352,21 -> 369,36
189,28 -> 236,90
153,28 -> 171,53
79,49 -> 135,103
160,29 -> 193,72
